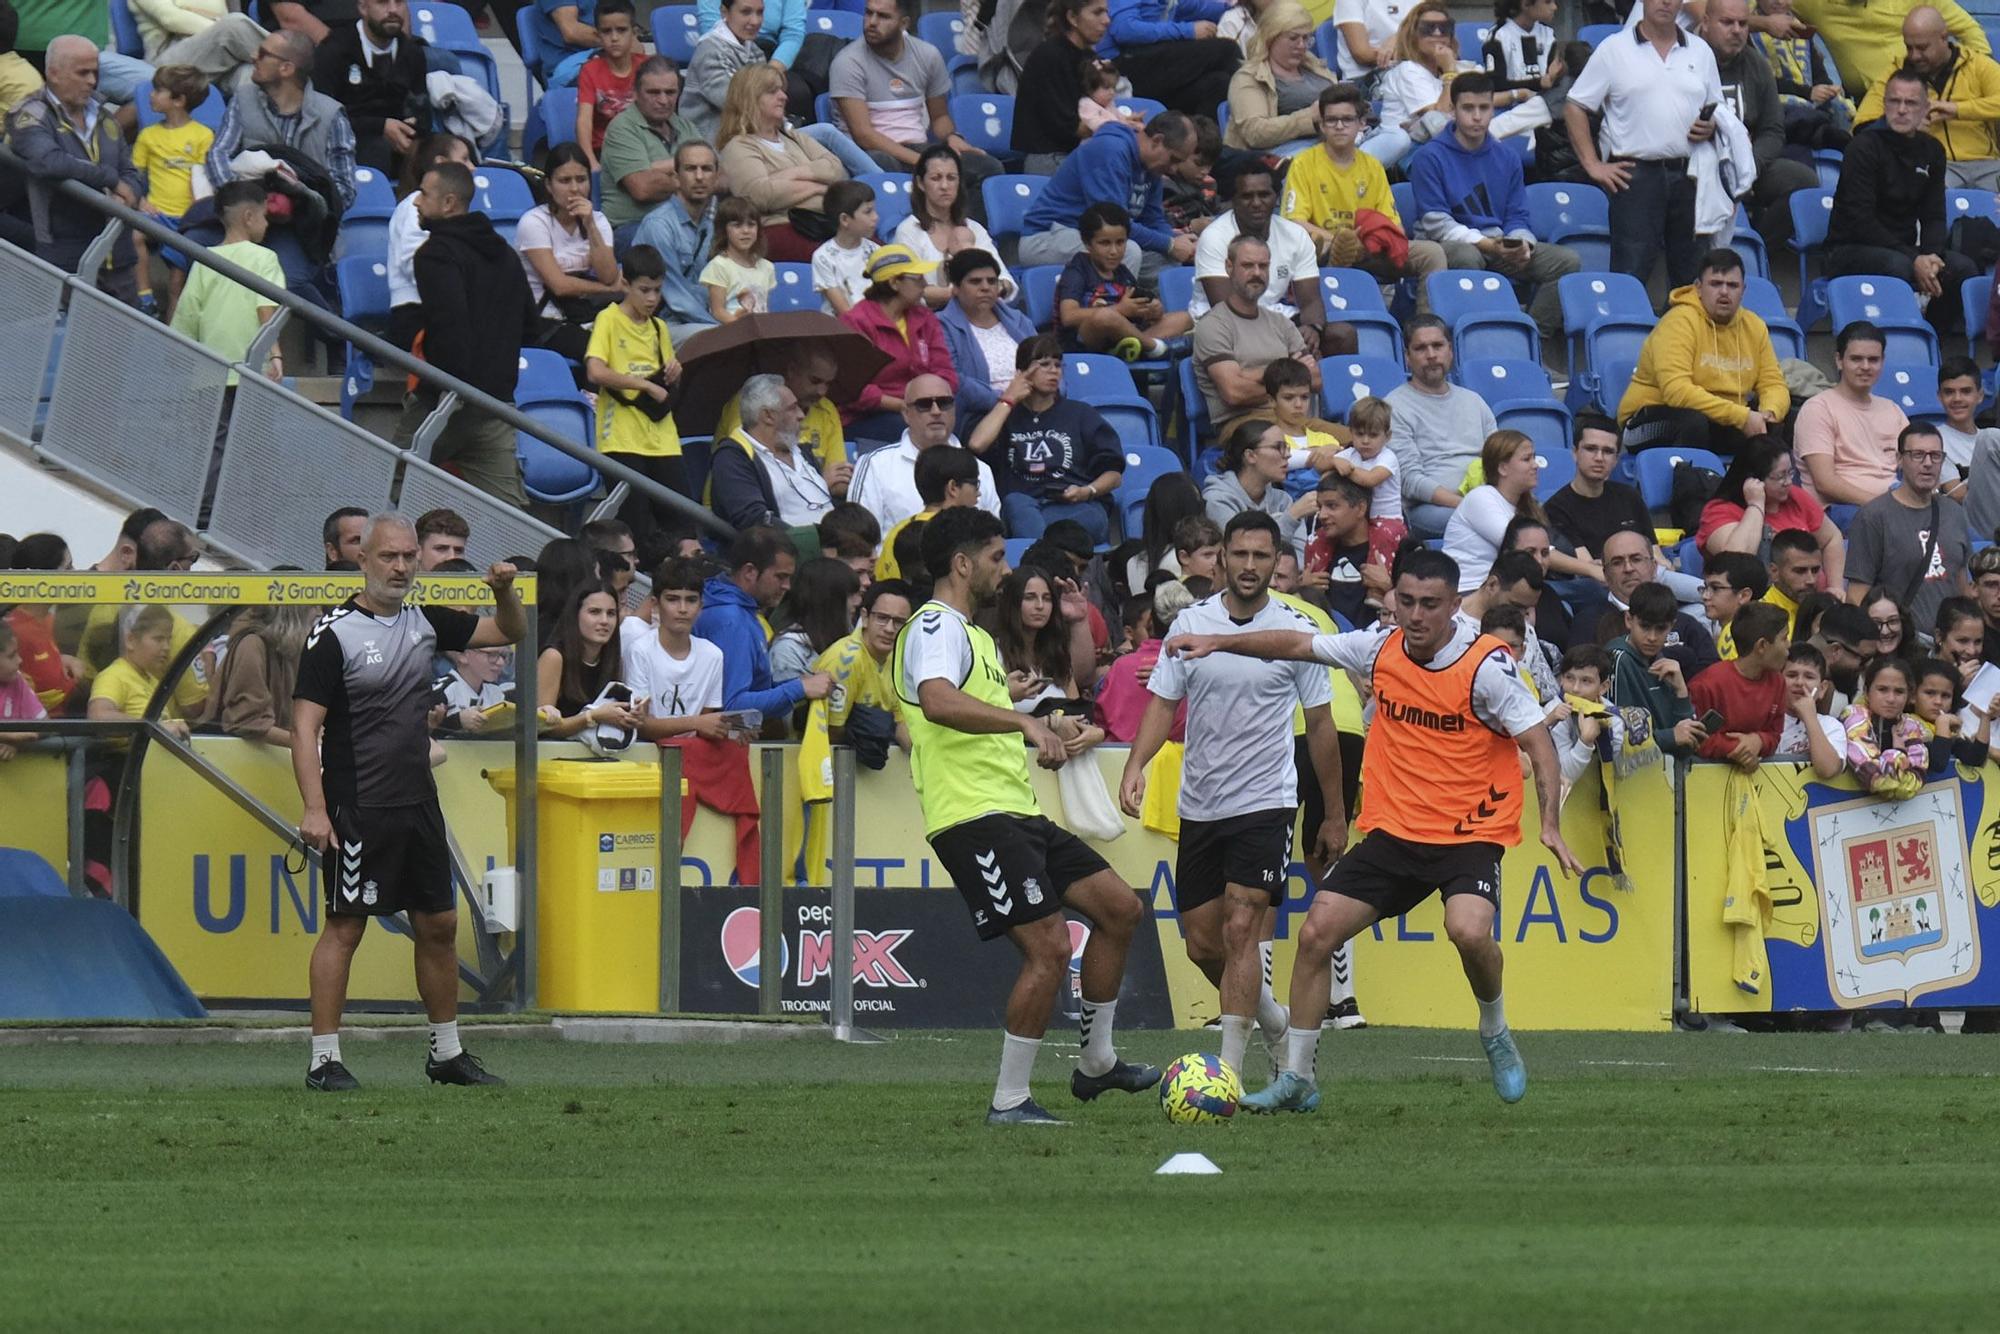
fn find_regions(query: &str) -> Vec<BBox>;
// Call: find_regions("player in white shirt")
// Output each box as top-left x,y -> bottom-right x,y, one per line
1166,547 -> 1578,1112
1119,512 -> 1347,1082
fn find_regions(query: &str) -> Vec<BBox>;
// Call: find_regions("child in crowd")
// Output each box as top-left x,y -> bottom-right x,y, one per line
87,605 -> 195,739
1689,601 -> 1790,771
877,445 -> 981,581
625,558 -> 732,742
1161,114 -> 1223,234
1776,642 -> 1846,778
1303,474 -> 1378,627
1170,515 -> 1223,585
811,180 -> 879,317
1328,395 -> 1404,569
702,197 -> 776,323
438,644 -> 512,732
1055,202 -> 1189,362
171,181 -> 286,385
1934,596 -> 1987,691
1934,357 -> 1996,500
1911,656 -> 1997,774
1479,602 -> 1531,676
586,244 -> 687,564
0,622 -> 48,760
1095,584 -> 1191,743
1698,551 -> 1767,661
1078,60 -> 1146,135
1264,358 -> 1340,474
1609,582 -> 1699,754
1843,656 -> 1928,799
575,0 -> 641,168
131,64 -> 213,318
1550,643 -> 1628,783
1481,0 -> 1572,102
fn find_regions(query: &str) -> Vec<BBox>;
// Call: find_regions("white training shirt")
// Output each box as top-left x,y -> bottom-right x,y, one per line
1148,593 -> 1333,821
1565,23 -> 1722,162
1188,211 -> 1322,320
1308,616 -> 1546,737
622,630 -> 725,718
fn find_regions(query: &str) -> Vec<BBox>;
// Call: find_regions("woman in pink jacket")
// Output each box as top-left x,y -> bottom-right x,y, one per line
836,245 -> 959,446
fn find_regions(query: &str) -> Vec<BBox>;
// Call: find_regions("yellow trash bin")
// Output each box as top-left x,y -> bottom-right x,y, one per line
486,759 -> 671,1011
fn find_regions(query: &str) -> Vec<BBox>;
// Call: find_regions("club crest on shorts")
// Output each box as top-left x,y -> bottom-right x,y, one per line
1023,877 -> 1043,906
362,880 -> 378,907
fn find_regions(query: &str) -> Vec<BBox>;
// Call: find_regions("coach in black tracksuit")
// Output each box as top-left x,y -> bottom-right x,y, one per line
1823,67 -> 1978,328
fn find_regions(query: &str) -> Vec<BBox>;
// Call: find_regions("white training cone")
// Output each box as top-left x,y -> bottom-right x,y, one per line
1155,1153 -> 1222,1175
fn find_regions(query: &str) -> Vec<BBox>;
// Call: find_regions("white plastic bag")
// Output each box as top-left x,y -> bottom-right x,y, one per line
1057,755 -> 1125,843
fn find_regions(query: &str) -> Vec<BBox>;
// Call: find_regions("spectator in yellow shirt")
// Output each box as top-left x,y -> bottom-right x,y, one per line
586,244 -> 687,567
1279,82 -> 1442,303
88,604 -> 197,739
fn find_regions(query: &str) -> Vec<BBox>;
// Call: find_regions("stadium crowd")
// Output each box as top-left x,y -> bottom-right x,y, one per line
12,0 -> 2000,1035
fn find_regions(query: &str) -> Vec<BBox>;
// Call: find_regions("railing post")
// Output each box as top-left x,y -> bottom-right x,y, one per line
658,744 -> 683,1015
758,745 -> 786,1017
828,746 -> 858,1040
65,742 -> 89,898
1672,756 -> 1689,1023
515,608 -> 540,1011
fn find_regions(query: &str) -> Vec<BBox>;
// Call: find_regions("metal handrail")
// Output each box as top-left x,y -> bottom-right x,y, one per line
0,145 -> 733,540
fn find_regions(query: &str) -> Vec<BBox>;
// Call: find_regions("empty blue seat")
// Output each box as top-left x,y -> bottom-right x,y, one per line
1157,265 -> 1196,314
1814,148 -> 1842,194
950,94 -> 1014,158
1596,358 -> 1638,422
1526,182 -> 1609,247
855,172 -> 914,239
1177,358 -> 1210,461
807,8 -> 863,39
1391,181 -> 1415,225
770,262 -> 818,312
1116,443 -> 1182,540
1728,227 -> 1770,281
917,11 -> 965,53
516,396 -> 600,505
1456,20 -> 1492,56
1741,276 -> 1808,361
515,347 -> 579,402
982,175 -> 1046,241
1460,358 -> 1555,412
471,166 -> 536,224
1319,355 -> 1404,421
1826,275 -> 1941,365
1949,188 -> 1998,228
335,255 -> 392,418
1636,447 -> 1726,510
1066,354 -> 1160,446
1579,22 -> 1620,47
1320,267 -> 1392,315
1427,269 -> 1540,364
648,5 -> 703,63
1788,188 -> 1834,328
1005,536 -> 1035,566
1019,264 -> 1061,328
542,87 -> 580,148
1962,273 -> 1991,357
1878,363 -> 1945,422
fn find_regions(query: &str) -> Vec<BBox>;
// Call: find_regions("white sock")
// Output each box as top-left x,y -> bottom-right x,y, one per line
428,1019 -> 462,1062
309,1033 -> 340,1070
1283,1025 -> 1321,1080
1077,998 -> 1117,1077
1256,941 -> 1288,1042
993,1031 -> 1041,1111
1145,337 -> 1167,357
1478,994 -> 1507,1039
1329,941 -> 1355,1005
1218,1014 -> 1254,1075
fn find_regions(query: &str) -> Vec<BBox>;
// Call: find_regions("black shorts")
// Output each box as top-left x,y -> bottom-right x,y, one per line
929,813 -> 1111,941
1176,807 -> 1296,912
325,800 -> 455,919
1326,830 -> 1503,921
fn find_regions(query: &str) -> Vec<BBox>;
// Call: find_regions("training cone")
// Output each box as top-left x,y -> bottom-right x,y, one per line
1155,1152 -> 1222,1176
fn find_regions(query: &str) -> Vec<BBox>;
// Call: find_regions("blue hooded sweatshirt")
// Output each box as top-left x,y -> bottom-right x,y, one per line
692,574 -> 804,721
1023,122 -> 1174,255
1407,130 -> 1534,245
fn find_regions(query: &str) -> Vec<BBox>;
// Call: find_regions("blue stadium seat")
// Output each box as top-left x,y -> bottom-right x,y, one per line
1826,275 -> 1941,365
335,256 -> 391,419
1116,443 -> 1182,540
1525,182 -> 1610,258
1788,188 -> 1833,328
334,167 -> 398,260
1065,354 -> 1160,446
1636,447 -> 1726,510
1507,414 -> 1576,500
1728,225 -> 1770,281
982,175 -> 1046,242
950,94 -> 1014,158
411,3 -> 492,70
770,262 -> 818,312
542,87 -> 580,149
1157,265 -> 1196,313
1741,276 -> 1807,361
1557,272 -> 1652,410
1578,323 -> 1651,414
1460,358 -> 1555,413
918,11 -> 965,53
109,0 -> 145,56
1814,148 -> 1842,194
807,8 -> 863,39
135,82 -> 224,132
518,4 -> 560,80
1949,188 -> 1998,228
1427,270 -> 1540,364
814,92 -> 834,125
649,5 -> 703,63
1314,19 -> 1343,70
1963,273 -> 1991,357
1114,96 -> 1167,123
856,171 -> 914,240
1005,536 -> 1035,566
1456,20 -> 1492,55
1018,264 -> 1061,328
1391,181 -> 1415,225
1319,267 -> 1391,315
516,395 -> 601,506
1596,358 -> 1637,422
1878,363 -> 1945,422
1318,355 -> 1404,421
1579,23 -> 1620,47
1177,358 -> 1210,461
471,166 -> 536,225
680,436 -> 713,505
516,348 -> 579,402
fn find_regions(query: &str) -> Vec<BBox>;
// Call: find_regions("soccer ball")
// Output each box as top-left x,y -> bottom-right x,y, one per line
1158,1052 -> 1242,1125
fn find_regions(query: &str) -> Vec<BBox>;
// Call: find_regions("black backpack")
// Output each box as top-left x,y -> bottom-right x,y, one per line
1668,461 -> 1722,535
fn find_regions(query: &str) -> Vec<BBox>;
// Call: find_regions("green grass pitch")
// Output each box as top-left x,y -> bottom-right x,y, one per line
4,1028 -> 1998,1332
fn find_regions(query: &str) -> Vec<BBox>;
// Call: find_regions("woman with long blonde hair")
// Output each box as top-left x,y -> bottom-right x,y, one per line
1223,0 -> 1338,153
1377,0 -> 1547,160
714,63 -> 851,262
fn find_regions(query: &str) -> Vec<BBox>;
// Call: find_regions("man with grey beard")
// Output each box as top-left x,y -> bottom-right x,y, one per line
291,513 -> 524,1092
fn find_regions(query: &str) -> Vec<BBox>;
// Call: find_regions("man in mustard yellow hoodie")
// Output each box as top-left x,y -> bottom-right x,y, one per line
1617,248 -> 1791,456
1854,6 -> 2000,189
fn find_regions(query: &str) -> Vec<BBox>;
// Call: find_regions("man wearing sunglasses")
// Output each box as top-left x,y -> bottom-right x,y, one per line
847,373 -> 1002,533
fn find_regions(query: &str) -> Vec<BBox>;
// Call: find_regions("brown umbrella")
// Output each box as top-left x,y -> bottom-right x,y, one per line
670,312 -> 890,437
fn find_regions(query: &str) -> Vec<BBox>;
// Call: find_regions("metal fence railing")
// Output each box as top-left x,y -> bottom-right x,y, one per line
0,242 -> 65,452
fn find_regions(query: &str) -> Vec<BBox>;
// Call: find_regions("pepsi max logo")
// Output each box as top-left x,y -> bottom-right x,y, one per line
720,906 -> 788,989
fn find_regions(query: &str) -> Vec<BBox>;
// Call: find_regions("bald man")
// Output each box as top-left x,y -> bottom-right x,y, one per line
8,36 -> 144,298
847,373 -> 1001,533
1855,5 -> 2000,189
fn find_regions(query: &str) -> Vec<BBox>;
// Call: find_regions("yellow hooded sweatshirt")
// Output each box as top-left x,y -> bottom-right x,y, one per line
1616,285 -> 1791,431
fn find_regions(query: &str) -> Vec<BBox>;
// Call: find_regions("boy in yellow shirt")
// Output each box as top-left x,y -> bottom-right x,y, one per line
1280,83 -> 1443,301
131,64 -> 212,319
585,243 -> 685,565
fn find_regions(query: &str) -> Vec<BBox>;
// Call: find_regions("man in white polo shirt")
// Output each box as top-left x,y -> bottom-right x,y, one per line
1188,161 -> 1329,353
1564,0 -> 1725,291
847,373 -> 1002,533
